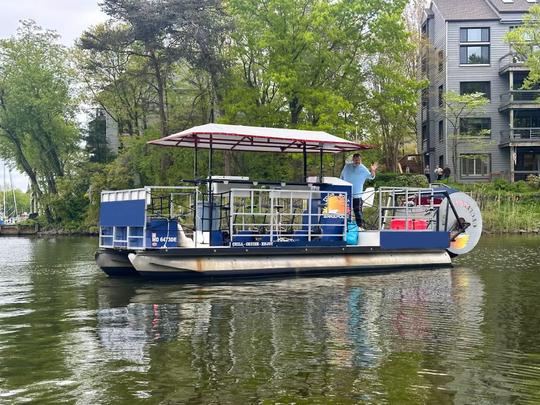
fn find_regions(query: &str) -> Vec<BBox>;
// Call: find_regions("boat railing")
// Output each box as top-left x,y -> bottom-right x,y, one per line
99,185 -> 201,249
377,187 -> 444,231
227,187 -> 348,246
100,184 -> 453,250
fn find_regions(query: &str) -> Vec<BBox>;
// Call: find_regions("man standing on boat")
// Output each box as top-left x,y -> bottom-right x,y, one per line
340,153 -> 378,229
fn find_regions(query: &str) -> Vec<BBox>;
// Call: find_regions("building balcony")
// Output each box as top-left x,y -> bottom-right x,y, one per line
500,127 -> 540,146
499,52 -> 529,75
499,90 -> 540,111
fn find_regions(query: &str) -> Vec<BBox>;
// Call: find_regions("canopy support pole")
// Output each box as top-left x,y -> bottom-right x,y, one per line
319,146 -> 323,182
303,143 -> 307,182
208,134 -> 214,244
194,137 -> 198,178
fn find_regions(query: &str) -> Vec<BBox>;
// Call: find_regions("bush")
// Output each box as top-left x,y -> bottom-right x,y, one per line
526,174 -> 540,189
372,172 -> 429,188
455,178 -> 537,195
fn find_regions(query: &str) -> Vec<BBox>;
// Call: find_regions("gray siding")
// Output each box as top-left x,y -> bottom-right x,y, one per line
431,5 -> 448,173
417,1 -> 533,182
105,112 -> 119,155
446,20 -> 511,180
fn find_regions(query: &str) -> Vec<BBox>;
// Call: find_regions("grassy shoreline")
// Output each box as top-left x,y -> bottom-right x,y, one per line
452,182 -> 540,234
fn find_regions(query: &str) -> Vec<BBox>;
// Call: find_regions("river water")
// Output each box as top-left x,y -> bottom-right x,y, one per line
0,236 -> 539,404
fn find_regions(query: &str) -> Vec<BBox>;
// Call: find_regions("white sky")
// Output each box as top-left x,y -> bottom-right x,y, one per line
0,0 -> 107,190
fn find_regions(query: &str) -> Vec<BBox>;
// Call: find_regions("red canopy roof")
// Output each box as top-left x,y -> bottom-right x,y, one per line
148,123 -> 371,153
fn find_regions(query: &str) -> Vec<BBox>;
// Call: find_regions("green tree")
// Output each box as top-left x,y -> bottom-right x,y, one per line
225,1 -> 418,140
367,7 -> 427,171
438,91 -> 489,181
506,5 -> 540,89
222,0 -> 418,175
226,0 -> 374,129
0,21 -> 79,220
80,0 -> 228,137
0,187 -> 30,218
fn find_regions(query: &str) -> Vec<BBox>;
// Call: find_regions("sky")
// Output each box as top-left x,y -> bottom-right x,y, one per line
0,0 -> 107,190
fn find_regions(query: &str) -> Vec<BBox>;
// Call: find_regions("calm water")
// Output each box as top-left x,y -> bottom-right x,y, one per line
0,236 -> 539,404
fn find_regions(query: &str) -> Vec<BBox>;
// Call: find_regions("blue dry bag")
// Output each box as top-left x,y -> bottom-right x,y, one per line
345,221 -> 359,245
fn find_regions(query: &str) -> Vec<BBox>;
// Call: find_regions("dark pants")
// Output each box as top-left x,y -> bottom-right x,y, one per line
352,198 -> 364,228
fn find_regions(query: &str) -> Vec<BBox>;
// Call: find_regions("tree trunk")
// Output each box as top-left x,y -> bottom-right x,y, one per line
46,175 -> 57,195
289,96 -> 303,125
452,128 -> 458,182
2,128 -> 42,196
150,53 -> 168,137
36,122 -> 64,177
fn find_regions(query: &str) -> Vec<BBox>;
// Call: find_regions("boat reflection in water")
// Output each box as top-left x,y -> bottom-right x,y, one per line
95,265 -> 493,403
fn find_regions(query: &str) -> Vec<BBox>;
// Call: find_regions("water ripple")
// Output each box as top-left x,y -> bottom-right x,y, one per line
0,236 -> 538,403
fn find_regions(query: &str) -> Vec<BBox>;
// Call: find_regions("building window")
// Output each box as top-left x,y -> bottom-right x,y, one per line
459,117 -> 491,136
460,46 -> 490,64
439,120 -> 444,141
460,28 -> 490,65
438,85 -> 444,108
460,154 -> 490,177
460,81 -> 491,100
460,28 -> 490,42
421,88 -> 428,108
438,50 -> 444,72
421,56 -> 427,76
422,22 -> 428,38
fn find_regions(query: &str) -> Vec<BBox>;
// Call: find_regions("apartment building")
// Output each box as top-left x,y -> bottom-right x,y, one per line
418,0 -> 540,182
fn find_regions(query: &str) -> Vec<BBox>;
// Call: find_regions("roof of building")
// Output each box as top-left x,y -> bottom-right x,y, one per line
431,0 -> 536,21
431,0 -> 499,21
485,0 -> 536,13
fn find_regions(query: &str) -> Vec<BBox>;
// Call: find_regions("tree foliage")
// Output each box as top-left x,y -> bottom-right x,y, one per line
0,21 -> 79,220
0,1 -> 431,229
506,5 -> 540,89
78,0 -> 228,136
438,91 -> 489,181
225,0 -> 411,132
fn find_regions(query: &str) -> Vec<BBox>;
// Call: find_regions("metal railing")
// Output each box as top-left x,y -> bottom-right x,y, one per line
228,187 -> 348,246
377,187 -> 443,232
500,90 -> 540,106
514,170 -> 540,181
499,52 -> 526,72
500,128 -> 540,143
99,185 -> 201,249
100,184 -> 463,250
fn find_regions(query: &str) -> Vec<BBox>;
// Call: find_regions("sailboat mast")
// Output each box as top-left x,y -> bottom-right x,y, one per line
9,170 -> 17,218
2,163 -> 5,220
